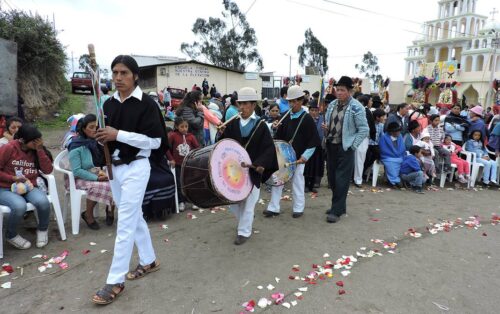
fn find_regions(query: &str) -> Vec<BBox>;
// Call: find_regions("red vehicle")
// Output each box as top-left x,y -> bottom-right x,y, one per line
71,72 -> 93,94
169,88 -> 186,109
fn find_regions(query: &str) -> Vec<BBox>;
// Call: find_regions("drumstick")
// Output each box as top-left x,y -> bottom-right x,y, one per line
217,113 -> 241,129
240,162 -> 257,169
276,109 -> 292,126
285,160 -> 301,168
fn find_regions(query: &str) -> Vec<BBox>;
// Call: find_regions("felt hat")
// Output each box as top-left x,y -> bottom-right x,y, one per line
387,122 -> 402,133
324,93 -> 336,104
372,95 -> 383,106
469,105 -> 483,117
286,85 -> 305,101
237,87 -> 259,102
334,76 -> 354,89
308,98 -> 319,109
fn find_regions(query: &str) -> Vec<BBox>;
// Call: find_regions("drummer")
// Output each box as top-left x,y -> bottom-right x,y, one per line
264,85 -> 321,218
219,87 -> 278,245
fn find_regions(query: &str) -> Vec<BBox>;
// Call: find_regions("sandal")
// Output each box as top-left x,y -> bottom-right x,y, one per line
91,283 -> 125,305
105,206 -> 114,226
81,212 -> 100,230
126,260 -> 160,280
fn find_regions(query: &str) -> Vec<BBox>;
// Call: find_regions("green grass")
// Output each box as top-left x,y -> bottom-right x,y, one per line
36,90 -> 87,130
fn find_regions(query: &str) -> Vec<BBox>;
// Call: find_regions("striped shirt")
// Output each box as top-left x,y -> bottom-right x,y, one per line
426,125 -> 445,146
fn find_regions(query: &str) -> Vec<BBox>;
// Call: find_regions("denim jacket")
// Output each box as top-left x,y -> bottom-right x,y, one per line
324,97 -> 369,151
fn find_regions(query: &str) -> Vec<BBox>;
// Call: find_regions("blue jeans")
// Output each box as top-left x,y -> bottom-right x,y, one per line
401,171 -> 424,188
0,187 -> 50,239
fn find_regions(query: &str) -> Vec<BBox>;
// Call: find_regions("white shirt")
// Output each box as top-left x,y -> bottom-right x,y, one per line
111,86 -> 161,159
239,112 -> 257,127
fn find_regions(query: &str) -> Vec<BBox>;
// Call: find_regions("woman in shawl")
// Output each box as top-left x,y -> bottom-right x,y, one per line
175,90 -> 205,146
444,104 -> 470,146
68,114 -> 114,230
379,122 -> 407,188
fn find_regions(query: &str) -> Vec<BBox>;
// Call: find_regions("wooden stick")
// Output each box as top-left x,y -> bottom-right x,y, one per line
276,109 -> 292,126
285,160 -> 301,168
88,44 -> 113,180
217,113 -> 240,129
240,162 -> 256,169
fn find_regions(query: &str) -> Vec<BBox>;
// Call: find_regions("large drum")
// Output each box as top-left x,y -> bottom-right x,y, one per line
181,139 -> 253,208
265,140 -> 297,186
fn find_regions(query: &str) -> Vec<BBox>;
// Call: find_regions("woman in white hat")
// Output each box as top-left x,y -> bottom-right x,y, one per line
264,85 -> 321,219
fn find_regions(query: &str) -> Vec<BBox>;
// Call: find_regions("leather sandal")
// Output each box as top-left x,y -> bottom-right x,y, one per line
126,260 -> 160,280
92,283 -> 125,305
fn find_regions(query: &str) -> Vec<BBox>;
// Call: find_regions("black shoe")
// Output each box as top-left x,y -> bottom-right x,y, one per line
326,214 -> 340,223
292,212 -> 303,218
81,212 -> 100,230
105,206 -> 114,226
354,183 -> 363,188
395,182 -> 403,189
234,235 -> 249,245
310,188 -> 318,193
263,210 -> 280,217
488,181 -> 499,187
413,186 -> 425,194
325,209 -> 332,215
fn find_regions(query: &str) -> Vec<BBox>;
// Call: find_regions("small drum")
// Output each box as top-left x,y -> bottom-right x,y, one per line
265,140 -> 297,186
181,139 -> 253,208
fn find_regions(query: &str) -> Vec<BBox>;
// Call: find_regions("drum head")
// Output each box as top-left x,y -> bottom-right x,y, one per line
209,139 -> 253,202
266,140 -> 297,186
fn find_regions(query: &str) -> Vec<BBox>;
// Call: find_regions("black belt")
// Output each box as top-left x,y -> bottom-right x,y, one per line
111,156 -> 146,166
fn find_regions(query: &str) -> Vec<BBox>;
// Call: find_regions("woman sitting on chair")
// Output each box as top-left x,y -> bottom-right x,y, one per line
0,124 -> 53,249
68,114 -> 114,230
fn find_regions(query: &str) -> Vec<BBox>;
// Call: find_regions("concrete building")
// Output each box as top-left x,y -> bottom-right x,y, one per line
404,0 -> 500,107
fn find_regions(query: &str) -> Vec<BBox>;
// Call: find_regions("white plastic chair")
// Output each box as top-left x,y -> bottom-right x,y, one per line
53,149 -> 87,235
461,150 -> 484,188
365,160 -> 383,187
439,163 -> 458,188
1,172 -> 67,257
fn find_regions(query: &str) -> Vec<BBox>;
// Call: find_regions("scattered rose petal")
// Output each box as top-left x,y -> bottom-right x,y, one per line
253,230 -> 260,234
32,254 -> 43,259
482,232 -> 487,236
323,253 -> 330,258
257,298 -> 269,309
0,271 -> 9,278
242,299 -> 256,312
161,224 -> 168,229
341,270 -> 351,277
282,302 -> 291,309
294,292 -> 303,297
38,266 -> 47,273
298,287 -> 308,292
2,265 -> 14,273
267,284 -> 275,290
89,242 -> 97,246
59,262 -> 69,270
370,218 -> 380,222
275,277 -> 280,283
82,249 -> 91,255
336,281 -> 344,287
257,285 -> 263,290
291,300 -> 298,306
1,282 -> 11,289
100,250 -> 108,254
338,289 -> 346,295
271,293 -> 284,304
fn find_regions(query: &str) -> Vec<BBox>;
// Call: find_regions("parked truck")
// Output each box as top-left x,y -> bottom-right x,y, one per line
71,72 -> 93,94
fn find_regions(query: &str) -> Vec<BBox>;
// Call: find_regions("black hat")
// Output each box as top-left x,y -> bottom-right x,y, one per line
334,76 -> 354,89
386,122 -> 401,133
372,95 -> 382,105
308,98 -> 319,109
312,91 -> 320,98
324,93 -> 336,103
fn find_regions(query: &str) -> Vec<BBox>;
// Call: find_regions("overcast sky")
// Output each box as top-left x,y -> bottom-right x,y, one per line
9,0 -> 498,81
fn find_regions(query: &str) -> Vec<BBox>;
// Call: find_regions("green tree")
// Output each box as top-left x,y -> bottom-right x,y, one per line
181,0 -> 263,71
79,54 -> 90,70
297,28 -> 328,74
0,10 -> 67,120
355,51 -> 383,89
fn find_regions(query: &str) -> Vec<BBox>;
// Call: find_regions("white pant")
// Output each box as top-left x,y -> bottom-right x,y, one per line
106,159 -> 156,284
267,164 -> 305,213
230,186 -> 260,237
354,137 -> 369,184
0,213 -> 3,259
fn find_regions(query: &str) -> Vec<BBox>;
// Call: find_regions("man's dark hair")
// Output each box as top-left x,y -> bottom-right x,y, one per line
373,109 -> 386,119
280,86 -> 288,98
409,145 -> 421,155
397,103 -> 408,112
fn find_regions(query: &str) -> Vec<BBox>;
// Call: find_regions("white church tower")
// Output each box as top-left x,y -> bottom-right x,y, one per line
404,0 -> 500,107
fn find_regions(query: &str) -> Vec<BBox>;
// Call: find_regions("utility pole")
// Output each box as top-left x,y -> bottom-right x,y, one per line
284,53 -> 292,78
71,51 -> 74,73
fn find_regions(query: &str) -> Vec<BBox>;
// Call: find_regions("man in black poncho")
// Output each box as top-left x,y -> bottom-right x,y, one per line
219,87 -> 278,245
92,55 -> 166,305
264,85 -> 321,219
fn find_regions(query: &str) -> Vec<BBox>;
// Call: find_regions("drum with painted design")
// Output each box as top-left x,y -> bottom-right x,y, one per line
181,139 -> 253,208
265,140 -> 297,186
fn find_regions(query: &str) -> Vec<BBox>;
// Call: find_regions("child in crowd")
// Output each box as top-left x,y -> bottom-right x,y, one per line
266,104 -> 281,137
442,135 -> 469,184
400,145 -> 425,194
167,117 -> 200,211
426,114 -> 452,174
465,130 -> 499,186
0,117 -> 23,147
364,109 -> 386,174
418,129 -> 436,184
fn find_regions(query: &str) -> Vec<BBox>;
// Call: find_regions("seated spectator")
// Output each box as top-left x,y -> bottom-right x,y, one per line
417,130 -> 436,184
68,114 -> 114,230
364,109 -> 386,177
400,145 -> 425,194
487,120 -> 500,157
426,114 -> 451,174
0,117 -> 23,147
465,130 -> 498,186
442,135 -> 469,184
0,124 -> 53,249
444,104 -> 470,146
468,106 -> 486,140
379,122 -> 406,188
404,120 -> 421,151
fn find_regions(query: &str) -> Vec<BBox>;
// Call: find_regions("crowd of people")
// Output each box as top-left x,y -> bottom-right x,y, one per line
0,55 -> 499,304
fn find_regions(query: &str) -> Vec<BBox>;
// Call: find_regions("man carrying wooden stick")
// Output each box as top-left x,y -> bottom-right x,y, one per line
92,55 -> 167,305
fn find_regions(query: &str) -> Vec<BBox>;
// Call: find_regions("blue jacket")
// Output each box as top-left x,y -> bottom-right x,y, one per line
278,98 -> 289,114
324,97 -> 369,151
468,118 -> 487,139
465,139 -> 487,158
400,154 -> 422,175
